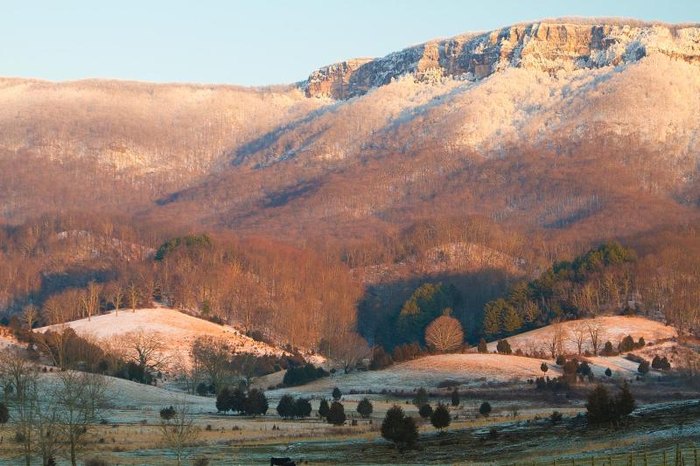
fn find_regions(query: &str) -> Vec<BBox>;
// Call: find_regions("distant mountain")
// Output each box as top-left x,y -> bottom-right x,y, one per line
1,19 -> 699,250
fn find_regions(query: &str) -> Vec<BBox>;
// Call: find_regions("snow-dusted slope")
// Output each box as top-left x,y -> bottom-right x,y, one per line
485,316 -> 677,355
36,307 -> 290,369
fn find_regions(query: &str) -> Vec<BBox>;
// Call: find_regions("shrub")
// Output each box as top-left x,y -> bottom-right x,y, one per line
540,362 -> 548,374
418,404 -> 433,419
159,406 -> 176,421
601,341 -> 615,356
477,338 -> 488,353
555,355 -> 566,365
605,368 -> 612,377
638,360 -> 650,375
327,401 -> 346,426
332,387 -> 342,401
430,403 -> 451,431
496,339 -> 512,355
357,398 -> 373,419
381,405 -> 418,451
479,402 -> 492,417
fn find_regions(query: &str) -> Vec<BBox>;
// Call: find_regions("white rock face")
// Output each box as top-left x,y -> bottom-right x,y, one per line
304,20 -> 700,99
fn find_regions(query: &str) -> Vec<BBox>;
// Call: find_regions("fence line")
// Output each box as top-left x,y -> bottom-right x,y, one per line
511,443 -> 699,466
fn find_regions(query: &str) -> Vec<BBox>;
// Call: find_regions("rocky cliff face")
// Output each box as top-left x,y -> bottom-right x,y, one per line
304,20 -> 700,99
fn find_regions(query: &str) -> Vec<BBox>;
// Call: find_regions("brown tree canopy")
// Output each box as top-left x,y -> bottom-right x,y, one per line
425,312 -> 464,353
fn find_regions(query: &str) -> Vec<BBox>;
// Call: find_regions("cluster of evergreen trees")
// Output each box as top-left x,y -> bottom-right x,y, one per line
482,242 -> 637,337
282,363 -> 328,387
215,387 -> 268,416
276,395 -> 312,419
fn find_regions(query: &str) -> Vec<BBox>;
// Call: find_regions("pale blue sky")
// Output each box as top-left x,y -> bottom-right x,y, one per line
2,1 -> 698,85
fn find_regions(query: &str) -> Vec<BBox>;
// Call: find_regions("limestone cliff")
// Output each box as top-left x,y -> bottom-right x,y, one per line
304,20 -> 700,99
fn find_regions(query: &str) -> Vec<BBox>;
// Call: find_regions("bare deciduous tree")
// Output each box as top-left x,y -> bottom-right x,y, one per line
190,335 -> 232,391
586,321 -> 604,355
0,350 -> 39,466
569,322 -> 587,355
547,323 -> 566,359
425,313 -> 464,353
54,371 -> 109,466
332,331 -> 370,374
121,330 -> 169,378
108,282 -> 124,317
158,400 -> 201,466
80,281 -> 101,321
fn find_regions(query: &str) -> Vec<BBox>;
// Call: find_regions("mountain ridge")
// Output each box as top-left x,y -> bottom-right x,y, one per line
303,19 -> 700,99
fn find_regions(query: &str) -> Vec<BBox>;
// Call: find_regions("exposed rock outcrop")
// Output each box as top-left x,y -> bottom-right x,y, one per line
304,20 -> 700,99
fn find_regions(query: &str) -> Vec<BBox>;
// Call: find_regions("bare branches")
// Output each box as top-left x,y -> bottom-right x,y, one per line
120,329 -> 169,376
158,400 -> 201,466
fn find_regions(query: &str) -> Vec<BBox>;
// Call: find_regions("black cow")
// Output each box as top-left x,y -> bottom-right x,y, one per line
270,457 -> 295,466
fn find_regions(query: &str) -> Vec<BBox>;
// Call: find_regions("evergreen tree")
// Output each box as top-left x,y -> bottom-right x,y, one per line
276,394 -> 295,419
357,398 -> 373,418
327,401 -> 346,425
483,300 -> 505,335
605,367 -> 612,377
412,387 -> 429,407
501,306 -> 523,333
418,404 -> 433,419
615,382 -> 635,417
585,384 -> 612,425
243,389 -> 268,416
318,399 -> 330,419
637,360 -> 650,375
332,387 -> 342,401
215,387 -> 231,413
294,398 -> 312,418
602,341 -> 615,356
381,405 -> 418,451
618,335 -> 635,353
229,388 -> 246,414
430,403 -> 451,431
477,338 -> 488,353
450,388 -> 460,407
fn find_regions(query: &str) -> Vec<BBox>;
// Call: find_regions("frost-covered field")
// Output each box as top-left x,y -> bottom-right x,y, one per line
485,316 -> 677,355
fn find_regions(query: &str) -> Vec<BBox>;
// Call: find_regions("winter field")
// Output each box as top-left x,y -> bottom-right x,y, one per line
1,310 -> 697,464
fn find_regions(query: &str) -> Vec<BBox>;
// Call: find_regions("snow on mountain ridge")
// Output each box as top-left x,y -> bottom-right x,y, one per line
304,20 -> 700,99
